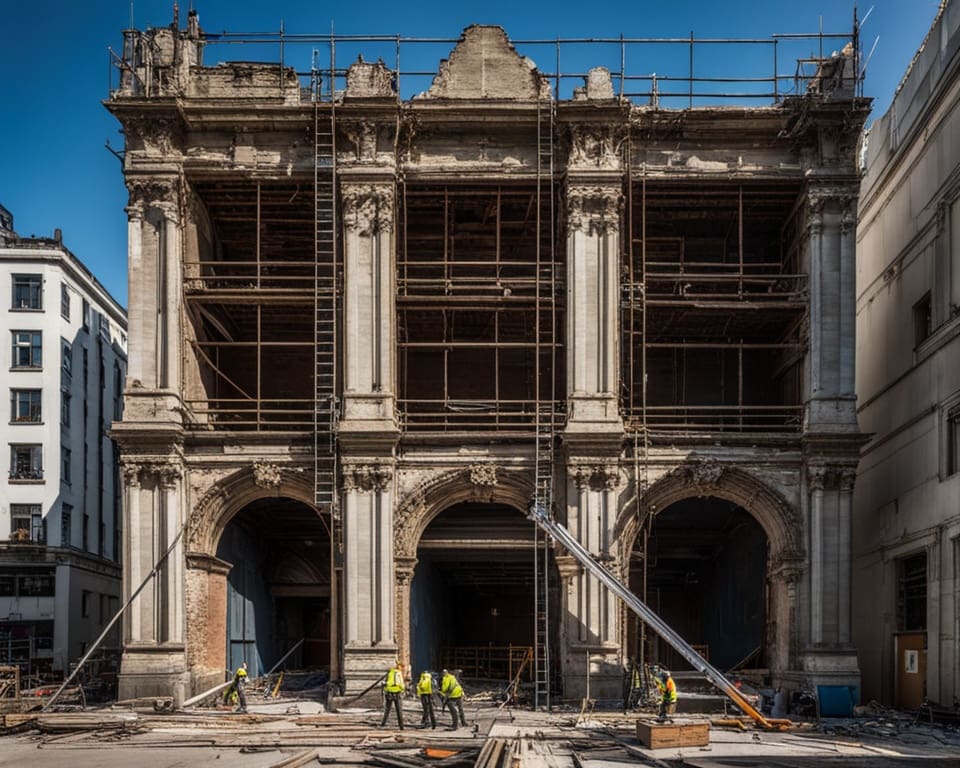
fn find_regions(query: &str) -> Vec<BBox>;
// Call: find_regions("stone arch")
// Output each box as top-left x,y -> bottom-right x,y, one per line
187,462 -> 322,555
394,464 -> 535,560
616,460 -> 803,564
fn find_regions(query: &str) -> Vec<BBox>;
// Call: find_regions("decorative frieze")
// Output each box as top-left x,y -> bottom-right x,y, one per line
342,120 -> 380,163
568,125 -> 623,169
570,463 -> 621,491
342,461 -> 394,493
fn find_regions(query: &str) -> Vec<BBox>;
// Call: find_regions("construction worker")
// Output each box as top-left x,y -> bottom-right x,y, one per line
380,660 -> 405,729
655,669 -> 677,722
416,670 -> 437,729
440,668 -> 466,729
226,661 -> 249,713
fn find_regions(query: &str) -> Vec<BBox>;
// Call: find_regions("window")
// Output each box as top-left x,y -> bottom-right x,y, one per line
61,446 -> 71,484
60,284 -> 70,320
113,362 -> 123,420
99,315 -> 110,342
948,404 -> 960,477
61,341 -> 72,377
914,292 -> 932,347
61,503 -> 72,548
82,512 -> 90,551
18,572 -> 55,596
82,299 -> 90,331
12,274 -> 42,310
12,331 -> 42,368
10,504 -> 44,543
81,590 -> 92,618
897,552 -> 927,631
61,390 -> 71,427
10,389 -> 41,423
9,444 -> 42,480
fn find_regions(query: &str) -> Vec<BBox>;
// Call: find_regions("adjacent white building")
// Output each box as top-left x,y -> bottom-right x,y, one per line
854,0 -> 960,709
1,207 -> 127,679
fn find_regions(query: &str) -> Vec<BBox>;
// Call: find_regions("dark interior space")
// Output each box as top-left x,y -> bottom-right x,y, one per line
622,181 -> 805,433
411,502 -> 558,682
628,497 -> 767,672
398,185 -> 562,432
183,177 -> 317,430
216,498 -> 332,677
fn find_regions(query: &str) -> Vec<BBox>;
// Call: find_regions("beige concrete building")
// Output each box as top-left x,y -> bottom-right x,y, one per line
855,0 -> 960,710
107,11 -> 870,706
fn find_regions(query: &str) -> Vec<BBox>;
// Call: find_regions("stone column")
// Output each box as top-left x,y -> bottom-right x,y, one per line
117,460 -> 190,704
339,180 -> 397,434
767,555 -> 804,682
561,463 -> 623,699
564,181 -> 624,433
341,461 -> 397,693
121,462 -> 144,643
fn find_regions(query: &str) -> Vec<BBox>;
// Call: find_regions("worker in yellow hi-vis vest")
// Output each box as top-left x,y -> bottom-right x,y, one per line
655,669 -> 678,722
380,661 -> 406,729
440,668 -> 466,730
416,670 -> 437,728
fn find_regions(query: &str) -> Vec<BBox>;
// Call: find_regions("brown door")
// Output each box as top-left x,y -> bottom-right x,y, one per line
895,632 -> 926,709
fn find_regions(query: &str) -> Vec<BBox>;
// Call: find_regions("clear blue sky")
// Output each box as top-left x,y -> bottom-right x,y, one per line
0,0 -> 940,307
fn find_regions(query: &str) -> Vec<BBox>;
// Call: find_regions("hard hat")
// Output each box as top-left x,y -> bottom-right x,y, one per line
238,667 -> 248,677
661,670 -> 670,680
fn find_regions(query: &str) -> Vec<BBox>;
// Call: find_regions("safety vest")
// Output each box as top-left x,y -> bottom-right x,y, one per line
417,672 -> 433,695
440,673 -> 463,699
385,667 -> 405,693
656,676 -> 677,702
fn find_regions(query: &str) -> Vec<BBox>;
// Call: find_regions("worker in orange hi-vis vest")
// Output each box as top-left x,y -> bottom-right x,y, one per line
655,669 -> 678,722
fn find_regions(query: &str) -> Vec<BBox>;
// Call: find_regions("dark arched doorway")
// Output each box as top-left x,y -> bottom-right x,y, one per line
410,502 -> 559,686
628,497 -> 767,672
215,498 -> 332,677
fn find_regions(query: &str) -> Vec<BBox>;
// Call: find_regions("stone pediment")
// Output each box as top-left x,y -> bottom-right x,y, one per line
418,25 -> 550,100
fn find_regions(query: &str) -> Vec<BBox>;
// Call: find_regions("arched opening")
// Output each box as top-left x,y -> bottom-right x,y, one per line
628,497 -> 768,672
410,501 -> 559,686
215,498 -> 332,678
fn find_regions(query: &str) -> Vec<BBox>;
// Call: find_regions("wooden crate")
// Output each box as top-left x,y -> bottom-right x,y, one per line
636,720 -> 710,749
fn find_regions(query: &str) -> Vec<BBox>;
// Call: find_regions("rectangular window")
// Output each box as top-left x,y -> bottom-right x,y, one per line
12,331 -> 42,368
113,362 -> 123,420
947,405 -> 960,477
10,504 -> 44,543
897,552 -> 927,631
61,390 -> 71,426
60,284 -> 70,320
82,512 -> 90,551
12,274 -> 42,310
61,341 -> 72,377
9,444 -> 42,480
18,572 -> 55,596
0,574 -> 14,596
914,292 -> 932,347
99,315 -> 111,342
61,503 -> 72,547
82,299 -> 90,331
61,446 -> 71,484
10,389 -> 41,423
81,590 -> 92,618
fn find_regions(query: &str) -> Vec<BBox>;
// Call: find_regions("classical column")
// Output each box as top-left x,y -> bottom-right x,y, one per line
341,461 -> 397,693
122,462 -> 143,643
564,182 -> 624,433
808,465 -> 826,645
339,181 -> 397,433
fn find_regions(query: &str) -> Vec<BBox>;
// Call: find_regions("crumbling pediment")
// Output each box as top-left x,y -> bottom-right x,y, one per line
418,25 -> 550,100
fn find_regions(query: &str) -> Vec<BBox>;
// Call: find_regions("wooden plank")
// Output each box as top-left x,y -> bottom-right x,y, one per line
636,720 -> 709,749
266,749 -> 320,768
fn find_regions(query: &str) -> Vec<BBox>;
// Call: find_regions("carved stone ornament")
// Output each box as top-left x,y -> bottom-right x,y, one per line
667,459 -> 725,497
807,465 -> 828,491
123,117 -> 182,156
342,462 -> 394,493
468,463 -> 498,487
341,185 -> 395,235
252,461 -> 283,489
393,494 -> 427,560
571,464 -> 621,492
342,120 -> 379,163
121,461 -> 142,487
565,186 -> 622,235
126,177 -> 179,212
568,125 -> 622,169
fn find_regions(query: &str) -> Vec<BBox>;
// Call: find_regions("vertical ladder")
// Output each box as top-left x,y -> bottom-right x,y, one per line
314,67 -> 338,513
532,94 -> 555,710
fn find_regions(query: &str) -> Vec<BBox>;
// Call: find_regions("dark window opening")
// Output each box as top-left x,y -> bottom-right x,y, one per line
897,552 -> 927,632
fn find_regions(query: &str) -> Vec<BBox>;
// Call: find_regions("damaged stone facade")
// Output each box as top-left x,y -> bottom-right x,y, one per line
107,14 -> 870,704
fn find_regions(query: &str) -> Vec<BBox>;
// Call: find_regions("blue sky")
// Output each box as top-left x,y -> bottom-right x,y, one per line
0,0 -> 940,307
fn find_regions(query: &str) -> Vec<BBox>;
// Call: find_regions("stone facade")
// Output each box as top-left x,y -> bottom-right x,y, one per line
107,16 -> 869,703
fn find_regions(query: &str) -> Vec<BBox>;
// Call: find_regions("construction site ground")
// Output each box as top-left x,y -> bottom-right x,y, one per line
3,695 -> 960,768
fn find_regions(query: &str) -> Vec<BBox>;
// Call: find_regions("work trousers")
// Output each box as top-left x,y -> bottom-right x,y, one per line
381,692 -> 404,729
658,698 -> 677,720
445,696 -> 466,728
419,693 -> 436,728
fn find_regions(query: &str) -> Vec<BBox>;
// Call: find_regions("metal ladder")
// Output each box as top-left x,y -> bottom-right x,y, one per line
526,504 -> 791,731
314,78 -> 338,513
532,95 -> 556,710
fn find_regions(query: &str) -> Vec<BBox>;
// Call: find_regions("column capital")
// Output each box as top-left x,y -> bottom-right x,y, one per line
342,460 -> 394,493
565,185 -> 622,235
341,183 -> 395,235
